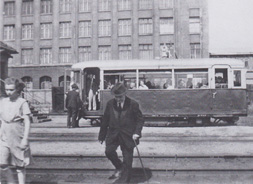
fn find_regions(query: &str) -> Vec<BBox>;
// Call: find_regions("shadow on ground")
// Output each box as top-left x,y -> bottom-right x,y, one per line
129,167 -> 152,184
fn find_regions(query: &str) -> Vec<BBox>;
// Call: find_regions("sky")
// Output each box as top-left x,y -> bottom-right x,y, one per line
209,0 -> 253,53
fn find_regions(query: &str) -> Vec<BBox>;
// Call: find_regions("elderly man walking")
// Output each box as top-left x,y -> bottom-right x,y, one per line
98,82 -> 144,183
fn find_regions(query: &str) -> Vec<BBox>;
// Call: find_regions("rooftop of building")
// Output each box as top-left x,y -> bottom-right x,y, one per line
0,41 -> 18,55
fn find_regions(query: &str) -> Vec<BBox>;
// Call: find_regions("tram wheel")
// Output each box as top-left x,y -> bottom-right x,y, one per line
90,119 -> 101,127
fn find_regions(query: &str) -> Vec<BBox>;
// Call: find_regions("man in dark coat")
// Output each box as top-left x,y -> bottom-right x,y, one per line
98,82 -> 144,183
65,83 -> 81,128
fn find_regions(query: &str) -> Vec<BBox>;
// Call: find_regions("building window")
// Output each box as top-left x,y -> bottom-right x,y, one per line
159,0 -> 173,9
40,48 -> 52,64
59,76 -> 70,87
190,43 -> 201,58
59,22 -> 71,38
22,0 -> 33,15
8,58 -> 14,65
79,0 -> 91,12
98,20 -> 111,37
139,44 -> 153,59
79,46 -> 91,62
139,0 -> 152,10
41,0 -> 52,14
3,25 -> 15,41
59,47 -> 71,63
98,0 -> 111,11
4,1 -> 15,16
160,18 -> 174,34
22,24 -> 33,40
118,0 -> 131,11
60,0 -> 71,13
40,23 -> 52,39
21,49 -> 33,65
40,76 -> 52,89
21,76 -> 33,89
118,19 -> 131,36
139,18 -> 153,35
99,46 -> 111,60
119,45 -> 132,60
189,8 -> 200,34
79,21 -> 91,37
189,17 -> 200,34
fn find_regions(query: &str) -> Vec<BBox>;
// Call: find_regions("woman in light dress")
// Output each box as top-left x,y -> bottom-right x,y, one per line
139,80 -> 148,89
0,77 -> 32,184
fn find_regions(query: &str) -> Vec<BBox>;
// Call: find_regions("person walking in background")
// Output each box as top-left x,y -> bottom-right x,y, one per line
0,77 -> 32,184
98,83 -> 144,183
65,83 -> 81,128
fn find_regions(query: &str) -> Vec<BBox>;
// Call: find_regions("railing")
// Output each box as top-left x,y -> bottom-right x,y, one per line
24,89 -> 52,113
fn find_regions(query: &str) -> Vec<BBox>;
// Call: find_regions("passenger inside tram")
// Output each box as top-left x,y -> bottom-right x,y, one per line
163,79 -> 173,89
103,69 -> 210,90
215,69 -> 228,88
129,82 -> 136,89
139,80 -> 149,89
186,78 -> 193,88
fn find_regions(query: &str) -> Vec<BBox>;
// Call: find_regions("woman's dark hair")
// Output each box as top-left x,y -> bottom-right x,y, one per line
5,77 -> 26,101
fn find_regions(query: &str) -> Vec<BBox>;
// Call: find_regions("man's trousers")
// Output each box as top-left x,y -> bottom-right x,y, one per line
105,139 -> 134,183
67,107 -> 78,127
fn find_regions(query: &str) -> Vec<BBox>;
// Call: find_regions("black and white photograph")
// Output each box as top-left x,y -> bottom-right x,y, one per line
0,0 -> 253,183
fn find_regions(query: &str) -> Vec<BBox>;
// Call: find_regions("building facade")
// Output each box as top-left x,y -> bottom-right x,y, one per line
0,0 -> 209,89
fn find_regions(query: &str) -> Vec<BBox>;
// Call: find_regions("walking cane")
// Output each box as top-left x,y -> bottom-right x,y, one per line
133,139 -> 149,184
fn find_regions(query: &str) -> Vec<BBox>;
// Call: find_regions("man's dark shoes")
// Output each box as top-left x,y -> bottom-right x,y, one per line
108,169 -> 122,179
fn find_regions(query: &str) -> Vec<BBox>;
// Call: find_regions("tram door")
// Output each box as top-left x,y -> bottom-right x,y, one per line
64,69 -> 83,110
83,68 -> 100,111
211,66 -> 232,114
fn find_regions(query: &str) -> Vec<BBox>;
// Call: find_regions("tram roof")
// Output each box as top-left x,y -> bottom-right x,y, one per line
71,58 -> 245,70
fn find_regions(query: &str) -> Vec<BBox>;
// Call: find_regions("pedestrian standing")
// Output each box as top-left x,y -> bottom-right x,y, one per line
98,82 -> 144,183
65,83 -> 81,128
86,74 -> 99,111
0,77 -> 32,184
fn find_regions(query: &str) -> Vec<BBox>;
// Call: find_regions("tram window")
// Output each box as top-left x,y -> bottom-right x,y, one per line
139,70 -> 172,89
174,69 -> 208,89
233,70 -> 241,87
73,71 -> 80,83
215,69 -> 228,88
71,71 -> 81,89
104,70 -> 136,89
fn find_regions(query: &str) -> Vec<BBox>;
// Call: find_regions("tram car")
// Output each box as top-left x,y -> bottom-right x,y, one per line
66,58 -> 248,126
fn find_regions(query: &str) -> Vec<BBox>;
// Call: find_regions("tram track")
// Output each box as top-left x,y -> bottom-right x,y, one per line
28,155 -> 253,171
25,155 -> 253,183
25,123 -> 253,183
29,132 -> 253,142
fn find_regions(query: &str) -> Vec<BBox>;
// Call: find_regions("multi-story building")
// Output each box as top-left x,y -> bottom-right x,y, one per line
0,0 -> 209,89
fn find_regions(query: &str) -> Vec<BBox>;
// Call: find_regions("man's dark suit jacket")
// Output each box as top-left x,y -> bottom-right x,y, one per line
98,96 -> 144,149
65,90 -> 81,109
86,77 -> 99,94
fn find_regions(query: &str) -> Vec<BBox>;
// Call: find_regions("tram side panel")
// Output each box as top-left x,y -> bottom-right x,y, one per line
211,89 -> 247,116
99,89 -> 247,119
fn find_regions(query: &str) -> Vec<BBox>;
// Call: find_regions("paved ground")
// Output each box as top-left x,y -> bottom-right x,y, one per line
30,115 -> 253,157
22,115 -> 253,184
